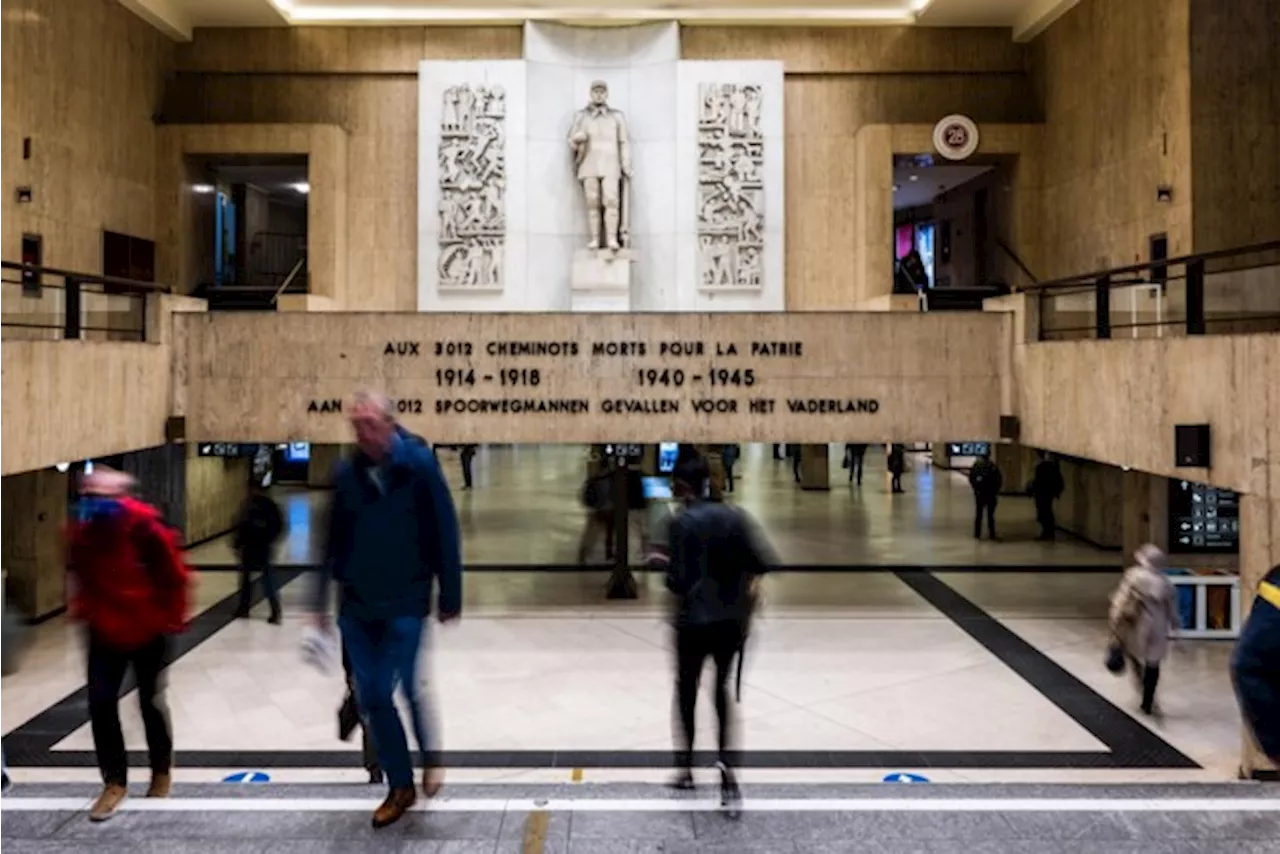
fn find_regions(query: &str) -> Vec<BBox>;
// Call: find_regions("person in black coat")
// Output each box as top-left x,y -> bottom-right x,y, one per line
844,444 -> 868,486
656,456 -> 773,815
1030,451 -> 1065,541
459,445 -> 477,489
233,481 -> 285,623
887,444 -> 906,494
968,450 -> 1003,540
1233,565 -> 1280,769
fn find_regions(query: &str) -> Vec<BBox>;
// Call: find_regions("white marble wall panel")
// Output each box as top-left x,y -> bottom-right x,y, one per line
524,21 -> 679,311
675,61 -> 785,312
419,61 -> 528,312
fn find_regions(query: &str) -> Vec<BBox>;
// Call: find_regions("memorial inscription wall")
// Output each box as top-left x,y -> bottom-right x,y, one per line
180,312 -> 1003,444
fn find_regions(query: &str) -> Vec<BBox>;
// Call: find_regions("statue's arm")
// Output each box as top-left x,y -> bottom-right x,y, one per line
569,110 -> 585,146
616,110 -> 632,177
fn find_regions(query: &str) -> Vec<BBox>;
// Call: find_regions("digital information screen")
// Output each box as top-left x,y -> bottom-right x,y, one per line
197,443 -> 259,459
1168,479 -> 1240,554
657,442 -> 679,473
947,442 -> 991,457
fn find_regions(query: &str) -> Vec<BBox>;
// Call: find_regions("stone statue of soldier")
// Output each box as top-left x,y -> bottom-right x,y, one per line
569,80 -> 632,252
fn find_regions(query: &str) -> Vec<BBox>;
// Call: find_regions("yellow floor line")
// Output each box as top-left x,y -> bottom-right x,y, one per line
521,809 -> 550,854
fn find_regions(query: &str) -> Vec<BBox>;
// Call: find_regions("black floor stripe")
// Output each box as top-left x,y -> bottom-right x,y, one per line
192,563 -> 1124,574
3,569 -> 1194,772
1,570 -> 305,759
893,570 -> 1198,769
5,748 -> 1162,770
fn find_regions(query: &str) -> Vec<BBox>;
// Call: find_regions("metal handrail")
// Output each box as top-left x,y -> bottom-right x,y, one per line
1027,239 -> 1280,292
0,261 -> 170,294
270,256 -> 307,305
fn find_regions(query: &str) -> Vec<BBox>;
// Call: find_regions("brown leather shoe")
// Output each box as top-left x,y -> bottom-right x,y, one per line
146,772 -> 172,798
89,784 -> 128,822
371,786 -> 416,828
422,766 -> 444,798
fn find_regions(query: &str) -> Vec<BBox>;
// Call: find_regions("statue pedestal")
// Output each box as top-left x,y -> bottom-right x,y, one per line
571,248 -> 633,312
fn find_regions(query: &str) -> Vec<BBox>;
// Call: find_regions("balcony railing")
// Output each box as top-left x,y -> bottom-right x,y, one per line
1027,240 -> 1280,341
1,261 -> 169,342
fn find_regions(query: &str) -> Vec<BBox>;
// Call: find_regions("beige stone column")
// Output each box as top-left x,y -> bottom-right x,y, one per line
1,469 -> 70,619
307,444 -> 346,488
1121,470 -> 1167,559
800,444 -> 830,491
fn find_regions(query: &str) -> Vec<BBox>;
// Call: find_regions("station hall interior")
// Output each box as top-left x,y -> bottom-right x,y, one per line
2,0 -> 1280,851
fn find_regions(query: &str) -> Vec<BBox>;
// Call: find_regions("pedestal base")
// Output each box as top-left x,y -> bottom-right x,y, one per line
571,248 -> 633,312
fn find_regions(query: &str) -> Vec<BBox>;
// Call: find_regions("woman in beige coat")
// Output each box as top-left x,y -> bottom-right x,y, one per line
1109,544 -> 1180,715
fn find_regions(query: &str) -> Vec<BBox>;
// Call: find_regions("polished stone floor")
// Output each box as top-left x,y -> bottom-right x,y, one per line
188,444 -> 1115,568
2,443 -> 1258,851
2,567 -> 1244,784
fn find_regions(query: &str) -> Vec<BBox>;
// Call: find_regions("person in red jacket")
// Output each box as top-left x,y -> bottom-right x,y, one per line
66,468 -> 190,822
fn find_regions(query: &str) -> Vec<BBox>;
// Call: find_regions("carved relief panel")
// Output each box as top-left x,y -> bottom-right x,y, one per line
696,83 -> 764,291
438,84 -> 507,291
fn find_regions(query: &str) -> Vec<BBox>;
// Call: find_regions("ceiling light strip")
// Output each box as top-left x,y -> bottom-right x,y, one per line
277,6 -> 917,26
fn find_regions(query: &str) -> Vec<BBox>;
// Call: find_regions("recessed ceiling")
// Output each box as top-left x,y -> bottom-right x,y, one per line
121,0 -> 1080,41
892,164 -> 994,210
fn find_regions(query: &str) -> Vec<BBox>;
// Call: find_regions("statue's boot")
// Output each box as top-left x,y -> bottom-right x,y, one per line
587,209 -> 602,250
605,207 -> 621,251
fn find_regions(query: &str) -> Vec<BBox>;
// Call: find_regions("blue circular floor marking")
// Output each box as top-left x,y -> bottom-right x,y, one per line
882,772 -> 930,784
222,771 -> 270,784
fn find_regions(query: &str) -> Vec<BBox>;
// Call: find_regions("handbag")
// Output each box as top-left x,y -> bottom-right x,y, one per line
1105,641 -> 1126,674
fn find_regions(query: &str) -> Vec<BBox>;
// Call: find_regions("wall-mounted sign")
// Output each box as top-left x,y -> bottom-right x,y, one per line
932,115 -> 980,161
1168,479 -> 1239,554
197,442 -> 259,459
947,442 -> 991,457
180,312 -> 1003,444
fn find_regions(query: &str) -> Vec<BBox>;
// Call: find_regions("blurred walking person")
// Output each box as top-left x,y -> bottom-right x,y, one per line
1233,564 -> 1280,767
653,456 -> 773,817
721,444 -> 740,494
313,391 -> 462,828
844,443 -> 867,486
887,444 -> 906,494
66,468 -> 190,822
1030,451 -> 1065,541
233,479 -> 285,623
1108,544 -> 1179,716
577,467 -> 616,564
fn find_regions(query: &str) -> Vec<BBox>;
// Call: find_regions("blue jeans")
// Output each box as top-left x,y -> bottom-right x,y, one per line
339,615 -> 435,788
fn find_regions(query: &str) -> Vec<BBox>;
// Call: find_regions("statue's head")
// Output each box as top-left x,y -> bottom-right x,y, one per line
589,81 -> 609,106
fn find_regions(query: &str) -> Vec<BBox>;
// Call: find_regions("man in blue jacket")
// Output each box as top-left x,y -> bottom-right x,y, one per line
1233,564 -> 1280,773
314,390 -> 462,828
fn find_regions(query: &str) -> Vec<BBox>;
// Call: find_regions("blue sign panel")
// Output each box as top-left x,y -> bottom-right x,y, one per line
882,772 -> 930,784
223,771 -> 270,784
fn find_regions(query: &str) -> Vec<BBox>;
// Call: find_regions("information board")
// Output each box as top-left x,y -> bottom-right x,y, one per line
181,312 -> 1003,444
1168,479 -> 1240,554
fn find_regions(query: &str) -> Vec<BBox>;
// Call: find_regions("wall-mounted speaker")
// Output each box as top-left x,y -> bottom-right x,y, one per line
1174,424 -> 1210,468
999,415 -> 1020,441
165,416 -> 186,444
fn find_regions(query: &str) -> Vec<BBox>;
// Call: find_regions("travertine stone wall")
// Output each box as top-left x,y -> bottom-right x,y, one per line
1029,0 -> 1194,279
163,25 -> 1035,311
1,0 -> 173,270
178,311 -> 1003,444
0,340 -> 171,476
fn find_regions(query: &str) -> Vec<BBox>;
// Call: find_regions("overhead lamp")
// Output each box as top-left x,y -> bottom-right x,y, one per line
908,174 -> 919,182
892,184 -> 900,192
291,182 -> 311,194
54,461 -> 71,473
192,183 -> 215,194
